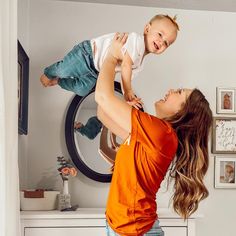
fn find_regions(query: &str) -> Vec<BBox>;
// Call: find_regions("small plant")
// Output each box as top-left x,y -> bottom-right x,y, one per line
57,156 -> 77,181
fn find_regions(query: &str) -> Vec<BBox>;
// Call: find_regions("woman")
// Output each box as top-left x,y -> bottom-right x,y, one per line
95,33 -> 213,236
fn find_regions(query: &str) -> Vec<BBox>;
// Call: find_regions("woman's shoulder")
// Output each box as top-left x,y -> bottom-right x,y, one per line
132,109 -> 178,155
133,109 -> 176,137
158,119 -> 178,155
154,117 -> 177,142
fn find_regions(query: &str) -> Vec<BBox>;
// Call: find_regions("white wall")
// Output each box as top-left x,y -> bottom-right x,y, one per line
1,0 -> 20,235
18,0 -> 236,235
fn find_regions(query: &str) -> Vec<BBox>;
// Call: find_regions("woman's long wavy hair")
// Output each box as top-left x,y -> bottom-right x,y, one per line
165,89 -> 213,219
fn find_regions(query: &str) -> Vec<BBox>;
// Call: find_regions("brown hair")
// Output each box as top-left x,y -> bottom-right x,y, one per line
225,164 -> 234,174
149,14 -> 180,31
166,89 -> 213,219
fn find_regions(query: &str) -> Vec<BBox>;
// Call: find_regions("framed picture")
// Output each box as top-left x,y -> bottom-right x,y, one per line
18,40 -> 29,135
216,87 -> 236,114
214,156 -> 236,188
212,117 -> 236,154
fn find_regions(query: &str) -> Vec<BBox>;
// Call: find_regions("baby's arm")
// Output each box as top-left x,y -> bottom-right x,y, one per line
121,52 -> 134,101
121,52 -> 142,109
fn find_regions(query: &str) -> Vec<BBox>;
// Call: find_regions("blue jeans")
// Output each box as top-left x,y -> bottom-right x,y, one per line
106,220 -> 164,236
44,40 -> 98,96
74,116 -> 102,140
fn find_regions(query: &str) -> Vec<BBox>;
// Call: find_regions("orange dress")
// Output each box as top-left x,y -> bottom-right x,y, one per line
106,108 -> 178,236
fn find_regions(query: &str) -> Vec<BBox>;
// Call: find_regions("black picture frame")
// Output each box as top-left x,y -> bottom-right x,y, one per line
18,40 -> 29,135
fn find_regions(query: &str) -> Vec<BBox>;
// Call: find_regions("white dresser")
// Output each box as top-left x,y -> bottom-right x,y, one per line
21,208 -> 197,236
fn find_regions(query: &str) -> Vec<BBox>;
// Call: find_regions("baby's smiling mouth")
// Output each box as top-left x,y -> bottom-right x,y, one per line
154,42 -> 159,51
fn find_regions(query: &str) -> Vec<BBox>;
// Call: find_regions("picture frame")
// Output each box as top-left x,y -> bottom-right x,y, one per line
216,87 -> 236,114
214,156 -> 236,188
18,40 -> 29,135
212,117 -> 236,154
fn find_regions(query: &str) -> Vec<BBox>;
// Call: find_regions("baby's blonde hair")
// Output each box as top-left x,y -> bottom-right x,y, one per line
149,14 -> 180,31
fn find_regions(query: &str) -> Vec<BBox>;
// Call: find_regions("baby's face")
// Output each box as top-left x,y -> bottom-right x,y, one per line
144,18 -> 177,55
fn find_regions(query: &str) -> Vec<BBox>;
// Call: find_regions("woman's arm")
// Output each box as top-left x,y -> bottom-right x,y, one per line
97,106 -> 128,140
99,126 -> 116,164
95,33 -> 132,135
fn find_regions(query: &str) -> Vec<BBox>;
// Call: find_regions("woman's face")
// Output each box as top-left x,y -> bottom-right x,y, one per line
155,88 -> 192,119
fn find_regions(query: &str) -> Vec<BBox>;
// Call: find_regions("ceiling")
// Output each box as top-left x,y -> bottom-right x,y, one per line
59,0 -> 236,13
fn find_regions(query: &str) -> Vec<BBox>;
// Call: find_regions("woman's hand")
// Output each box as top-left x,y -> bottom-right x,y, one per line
108,33 -> 128,62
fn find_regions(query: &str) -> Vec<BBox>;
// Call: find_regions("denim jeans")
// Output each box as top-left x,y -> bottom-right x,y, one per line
44,40 -> 98,96
106,220 -> 164,236
75,116 -> 102,140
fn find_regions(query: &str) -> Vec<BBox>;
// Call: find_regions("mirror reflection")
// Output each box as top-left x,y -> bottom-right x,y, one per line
74,92 -> 122,174
65,82 -> 123,182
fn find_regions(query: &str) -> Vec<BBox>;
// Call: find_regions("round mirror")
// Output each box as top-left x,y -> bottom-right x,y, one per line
65,82 -> 122,182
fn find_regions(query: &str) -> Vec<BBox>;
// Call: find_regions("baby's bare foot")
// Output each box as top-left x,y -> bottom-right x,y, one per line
48,78 -> 58,86
40,74 -> 51,87
74,122 -> 83,129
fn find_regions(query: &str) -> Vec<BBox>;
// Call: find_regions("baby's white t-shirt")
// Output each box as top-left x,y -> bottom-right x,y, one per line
91,32 -> 145,79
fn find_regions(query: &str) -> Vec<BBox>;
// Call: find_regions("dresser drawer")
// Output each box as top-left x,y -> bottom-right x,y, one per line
25,227 -> 106,236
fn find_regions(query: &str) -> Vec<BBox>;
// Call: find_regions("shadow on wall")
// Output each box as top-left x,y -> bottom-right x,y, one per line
37,167 -> 59,190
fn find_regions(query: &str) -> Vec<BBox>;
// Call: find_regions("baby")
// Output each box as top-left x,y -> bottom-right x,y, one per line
40,14 -> 179,107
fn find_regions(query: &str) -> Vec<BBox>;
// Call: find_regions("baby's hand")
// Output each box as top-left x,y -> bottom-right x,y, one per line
124,90 -> 136,102
125,93 -> 143,110
108,33 -> 128,61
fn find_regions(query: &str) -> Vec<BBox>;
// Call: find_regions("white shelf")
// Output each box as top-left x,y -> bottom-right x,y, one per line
20,207 -> 202,219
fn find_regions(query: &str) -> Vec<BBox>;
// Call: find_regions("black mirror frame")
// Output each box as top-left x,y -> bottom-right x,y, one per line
65,81 -> 122,182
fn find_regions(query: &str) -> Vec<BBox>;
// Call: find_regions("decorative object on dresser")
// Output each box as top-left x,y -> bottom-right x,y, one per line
216,87 -> 236,114
212,117 -> 236,154
20,189 -> 60,210
57,156 -> 78,211
214,156 -> 236,188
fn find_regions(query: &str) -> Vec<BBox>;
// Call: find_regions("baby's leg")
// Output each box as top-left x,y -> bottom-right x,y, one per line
41,40 -> 98,95
40,44 -> 83,89
74,116 -> 102,140
57,41 -> 98,96
58,74 -> 97,96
